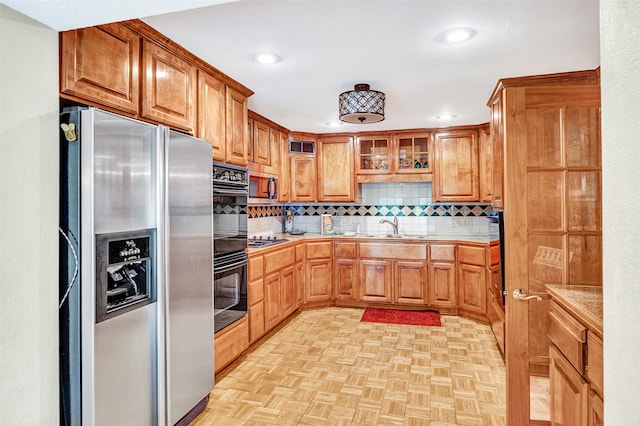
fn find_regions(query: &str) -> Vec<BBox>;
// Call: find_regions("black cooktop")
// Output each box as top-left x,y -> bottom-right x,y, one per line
247,237 -> 289,248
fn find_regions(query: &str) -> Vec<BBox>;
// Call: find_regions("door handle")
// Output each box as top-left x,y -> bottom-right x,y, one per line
512,288 -> 542,302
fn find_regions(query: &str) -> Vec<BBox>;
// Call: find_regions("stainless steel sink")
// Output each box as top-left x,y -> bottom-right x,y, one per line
365,234 -> 426,239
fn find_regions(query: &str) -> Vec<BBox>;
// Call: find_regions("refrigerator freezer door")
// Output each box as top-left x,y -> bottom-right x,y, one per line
164,129 -> 214,423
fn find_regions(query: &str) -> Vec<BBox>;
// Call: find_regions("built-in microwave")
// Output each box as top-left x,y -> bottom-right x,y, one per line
249,173 -> 278,202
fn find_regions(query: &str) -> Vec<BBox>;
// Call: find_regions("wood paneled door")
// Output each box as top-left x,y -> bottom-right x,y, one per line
499,81 -> 601,424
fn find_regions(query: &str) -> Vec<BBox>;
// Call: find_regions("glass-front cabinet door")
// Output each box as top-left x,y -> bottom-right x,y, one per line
396,132 -> 430,173
356,136 -> 392,174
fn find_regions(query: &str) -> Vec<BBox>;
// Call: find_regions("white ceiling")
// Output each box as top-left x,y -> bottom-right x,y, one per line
5,0 -> 600,134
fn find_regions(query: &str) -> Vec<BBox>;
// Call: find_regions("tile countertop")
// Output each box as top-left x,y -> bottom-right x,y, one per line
546,284 -> 603,337
247,232 -> 498,253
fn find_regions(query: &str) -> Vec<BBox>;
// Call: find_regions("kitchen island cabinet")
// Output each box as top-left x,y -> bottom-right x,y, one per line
546,284 -> 603,426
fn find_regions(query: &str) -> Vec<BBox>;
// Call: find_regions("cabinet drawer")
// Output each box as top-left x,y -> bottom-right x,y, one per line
430,244 -> 455,262
248,278 -> 264,305
360,243 -> 425,260
587,331 -> 603,398
264,247 -> 295,275
295,243 -> 305,261
306,241 -> 332,259
214,316 -> 248,373
248,254 -> 264,282
335,242 -> 356,258
458,245 -> 486,265
489,243 -> 500,266
548,301 -> 587,373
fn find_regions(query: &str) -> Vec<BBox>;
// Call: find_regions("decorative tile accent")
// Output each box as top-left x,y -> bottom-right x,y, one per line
248,205 -> 285,219
214,205 -> 247,215
284,204 -> 491,217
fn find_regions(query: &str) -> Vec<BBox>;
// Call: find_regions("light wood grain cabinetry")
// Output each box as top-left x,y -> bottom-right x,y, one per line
358,242 -> 427,305
252,119 -> 271,168
60,23 -> 140,114
547,297 -> 603,426
334,242 -> 358,302
355,132 -> 431,183
197,70 -> 226,161
433,129 -> 479,202
214,315 -> 248,374
225,86 -> 249,166
247,254 -> 265,344
317,136 -> 355,202
489,96 -> 504,209
486,242 -> 504,353
305,242 -> 333,305
457,244 -> 487,320
290,155 -> 317,202
263,246 -> 296,332
428,244 -> 457,310
478,125 -> 493,202
142,40 -> 197,133
295,244 -> 305,306
279,131 -> 291,202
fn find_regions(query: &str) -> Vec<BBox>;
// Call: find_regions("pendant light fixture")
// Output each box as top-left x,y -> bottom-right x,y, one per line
339,84 -> 385,124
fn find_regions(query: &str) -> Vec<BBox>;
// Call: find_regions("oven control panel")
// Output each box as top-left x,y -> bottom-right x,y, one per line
213,163 -> 247,184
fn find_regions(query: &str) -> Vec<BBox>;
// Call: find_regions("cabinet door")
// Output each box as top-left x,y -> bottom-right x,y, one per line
478,126 -> 493,202
278,132 -> 291,202
358,259 -> 392,303
225,86 -> 249,166
295,260 -> 304,307
317,136 -> 355,202
356,136 -> 392,174
587,390 -> 604,426
490,97 -> 504,208
290,155 -> 317,202
197,71 -> 226,161
396,133 -> 431,173
61,24 -> 140,114
395,261 -> 428,304
142,40 -> 196,133
305,259 -> 333,303
334,259 -> 357,301
428,262 -> 456,308
281,266 -> 296,317
549,345 -> 588,426
433,130 -> 479,202
458,263 -> 486,315
253,120 -> 271,167
264,273 -> 282,331
248,299 -> 265,345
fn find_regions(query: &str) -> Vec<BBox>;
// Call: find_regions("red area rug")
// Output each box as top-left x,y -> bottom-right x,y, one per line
361,307 -> 441,327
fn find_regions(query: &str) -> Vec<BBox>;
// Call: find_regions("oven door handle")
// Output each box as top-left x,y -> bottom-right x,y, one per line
214,259 -> 248,274
213,187 -> 249,196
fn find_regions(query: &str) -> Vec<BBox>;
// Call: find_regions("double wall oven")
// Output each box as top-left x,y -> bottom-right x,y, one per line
212,163 -> 248,333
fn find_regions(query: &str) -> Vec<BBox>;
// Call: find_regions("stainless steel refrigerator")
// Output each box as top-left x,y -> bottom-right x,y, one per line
59,107 -> 214,425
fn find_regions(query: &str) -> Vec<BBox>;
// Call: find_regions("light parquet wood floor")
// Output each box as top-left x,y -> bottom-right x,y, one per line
192,307 -> 506,425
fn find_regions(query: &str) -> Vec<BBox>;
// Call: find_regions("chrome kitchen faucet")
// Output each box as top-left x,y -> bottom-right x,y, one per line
379,216 -> 399,236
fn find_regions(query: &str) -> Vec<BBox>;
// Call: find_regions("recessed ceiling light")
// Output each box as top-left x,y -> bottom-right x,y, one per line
436,113 -> 455,120
327,121 -> 343,128
438,27 -> 477,44
252,53 -> 281,64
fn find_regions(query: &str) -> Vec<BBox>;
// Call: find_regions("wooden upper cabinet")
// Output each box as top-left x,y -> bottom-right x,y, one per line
433,130 -> 480,202
395,132 -> 431,173
356,135 -> 392,174
478,125 -> 493,203
317,136 -> 355,202
278,132 -> 291,203
197,70 -> 226,161
142,40 -> 197,133
290,154 -> 316,202
60,23 -> 140,114
253,120 -> 271,167
490,96 -> 505,209
225,86 -> 249,166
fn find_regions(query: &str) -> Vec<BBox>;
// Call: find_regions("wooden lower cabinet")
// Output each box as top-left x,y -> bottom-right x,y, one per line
428,262 -> 456,309
214,316 -> 248,374
587,390 -> 604,426
281,266 -> 296,317
394,261 -> 427,304
359,259 -> 392,303
334,259 -> 357,302
458,263 -> 486,314
305,259 -> 333,304
549,345 -> 588,426
264,272 -> 283,331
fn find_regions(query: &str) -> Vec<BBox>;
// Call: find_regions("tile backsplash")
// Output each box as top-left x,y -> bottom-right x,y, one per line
248,182 -> 498,237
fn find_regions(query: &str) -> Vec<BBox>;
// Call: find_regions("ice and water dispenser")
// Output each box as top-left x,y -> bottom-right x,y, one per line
95,229 -> 156,323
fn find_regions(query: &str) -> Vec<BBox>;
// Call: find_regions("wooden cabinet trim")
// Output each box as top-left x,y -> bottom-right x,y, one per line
359,242 -> 426,261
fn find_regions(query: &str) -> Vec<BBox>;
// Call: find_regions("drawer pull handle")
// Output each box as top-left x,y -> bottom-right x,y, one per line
513,288 -> 542,302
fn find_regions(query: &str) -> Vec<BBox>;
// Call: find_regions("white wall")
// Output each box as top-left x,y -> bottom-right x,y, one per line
0,4 -> 59,424
601,1 -> 640,423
